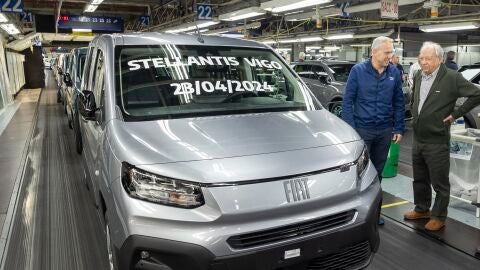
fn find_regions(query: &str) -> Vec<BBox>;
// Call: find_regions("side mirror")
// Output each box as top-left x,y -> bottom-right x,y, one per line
80,90 -> 97,121
64,73 -> 73,87
318,72 -> 332,85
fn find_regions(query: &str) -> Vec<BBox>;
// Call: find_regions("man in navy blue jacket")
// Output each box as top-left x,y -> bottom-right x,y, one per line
342,36 -> 405,223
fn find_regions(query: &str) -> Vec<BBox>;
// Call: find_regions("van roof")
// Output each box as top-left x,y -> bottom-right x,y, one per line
100,32 -> 270,49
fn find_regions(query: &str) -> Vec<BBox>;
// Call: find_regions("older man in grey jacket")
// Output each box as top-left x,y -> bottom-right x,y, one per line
404,41 -> 480,231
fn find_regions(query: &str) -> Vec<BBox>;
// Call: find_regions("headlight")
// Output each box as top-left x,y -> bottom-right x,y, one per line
122,163 -> 205,209
356,145 -> 369,179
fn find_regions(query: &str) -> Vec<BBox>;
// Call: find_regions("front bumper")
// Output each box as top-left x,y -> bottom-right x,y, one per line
115,187 -> 381,270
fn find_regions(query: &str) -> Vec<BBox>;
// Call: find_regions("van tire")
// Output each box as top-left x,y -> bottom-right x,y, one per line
105,214 -> 119,270
73,110 -> 83,154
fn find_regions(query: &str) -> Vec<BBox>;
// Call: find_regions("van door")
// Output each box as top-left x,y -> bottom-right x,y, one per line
82,49 -> 106,192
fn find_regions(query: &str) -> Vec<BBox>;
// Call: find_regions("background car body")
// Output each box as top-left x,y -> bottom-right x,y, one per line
291,61 -> 412,119
64,47 -> 88,150
458,65 -> 480,128
79,33 -> 381,270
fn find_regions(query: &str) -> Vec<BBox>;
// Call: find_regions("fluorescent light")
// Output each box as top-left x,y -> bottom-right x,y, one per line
353,30 -> 394,39
0,24 -> 20,35
262,40 -> 276,44
91,0 -> 104,4
276,48 -> 292,51
325,33 -> 354,40
349,43 -> 370,47
84,4 -> 98,12
165,21 -> 219,33
324,46 -> 340,50
460,44 -> 480,47
72,28 -> 92,32
0,13 -> 8,23
219,7 -> 266,21
262,0 -> 332,13
275,36 -> 323,43
299,36 -> 323,42
419,22 -> 480,32
306,46 -> 322,50
279,38 -> 299,43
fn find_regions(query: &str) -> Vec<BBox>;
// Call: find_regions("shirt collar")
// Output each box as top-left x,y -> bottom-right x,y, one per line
422,66 -> 440,80
367,58 -> 391,76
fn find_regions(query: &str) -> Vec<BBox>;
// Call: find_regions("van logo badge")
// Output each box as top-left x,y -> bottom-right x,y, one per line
284,178 -> 310,203
389,76 -> 394,80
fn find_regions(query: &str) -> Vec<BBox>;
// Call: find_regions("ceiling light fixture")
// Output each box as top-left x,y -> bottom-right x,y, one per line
84,4 -> 98,12
324,46 -> 340,50
165,20 -> 219,34
1,23 -> 20,35
299,36 -> 323,42
419,22 -> 480,32
278,38 -> 299,43
325,33 -> 354,40
261,40 -> 276,44
91,0 -> 104,4
219,7 -> 266,21
0,13 -> 8,23
72,28 -> 92,33
262,0 -> 333,13
349,43 -> 371,47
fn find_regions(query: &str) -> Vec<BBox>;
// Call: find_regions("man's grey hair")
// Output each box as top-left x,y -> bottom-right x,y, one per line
420,41 -> 444,60
371,36 -> 393,50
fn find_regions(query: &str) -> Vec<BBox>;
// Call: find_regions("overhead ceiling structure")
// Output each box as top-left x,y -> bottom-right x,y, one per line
0,0 -> 479,51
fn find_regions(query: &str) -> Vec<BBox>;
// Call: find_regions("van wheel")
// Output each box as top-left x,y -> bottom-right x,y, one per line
464,113 -> 477,129
330,101 -> 343,117
73,110 -> 83,154
105,214 -> 119,270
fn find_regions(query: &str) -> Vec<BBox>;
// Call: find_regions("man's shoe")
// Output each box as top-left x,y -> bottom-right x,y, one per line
424,219 -> 445,231
403,210 -> 431,220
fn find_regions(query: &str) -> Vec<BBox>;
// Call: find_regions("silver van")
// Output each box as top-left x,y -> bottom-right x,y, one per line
79,33 -> 381,270
63,47 -> 88,153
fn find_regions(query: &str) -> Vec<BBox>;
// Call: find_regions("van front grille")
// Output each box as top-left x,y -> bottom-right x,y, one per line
227,210 -> 356,249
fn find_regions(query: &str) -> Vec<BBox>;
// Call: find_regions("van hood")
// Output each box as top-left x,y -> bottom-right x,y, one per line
108,110 -> 361,165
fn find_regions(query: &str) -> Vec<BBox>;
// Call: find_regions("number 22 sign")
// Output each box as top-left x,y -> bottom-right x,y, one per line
0,0 -> 23,13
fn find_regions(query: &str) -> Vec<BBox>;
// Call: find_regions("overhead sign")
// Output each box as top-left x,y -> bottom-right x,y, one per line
139,15 -> 150,26
0,0 -> 23,13
58,15 -> 124,33
336,2 -> 351,17
380,0 -> 399,19
196,3 -> 213,20
20,11 -> 32,22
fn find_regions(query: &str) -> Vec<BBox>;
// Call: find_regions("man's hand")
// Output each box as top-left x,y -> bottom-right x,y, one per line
443,115 -> 455,125
392,133 -> 403,143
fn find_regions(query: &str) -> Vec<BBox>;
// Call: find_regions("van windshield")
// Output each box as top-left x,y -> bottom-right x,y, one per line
115,45 -> 320,121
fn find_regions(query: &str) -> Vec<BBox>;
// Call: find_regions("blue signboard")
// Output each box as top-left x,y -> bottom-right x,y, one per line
196,3 -> 213,20
0,0 -> 23,13
20,11 -> 32,22
139,15 -> 150,26
58,15 -> 124,33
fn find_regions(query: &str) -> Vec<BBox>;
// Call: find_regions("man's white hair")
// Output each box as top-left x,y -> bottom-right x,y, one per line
420,41 -> 444,61
371,36 -> 393,50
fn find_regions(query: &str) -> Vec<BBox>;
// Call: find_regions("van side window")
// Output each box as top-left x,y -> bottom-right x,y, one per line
84,49 -> 96,91
92,50 -> 105,122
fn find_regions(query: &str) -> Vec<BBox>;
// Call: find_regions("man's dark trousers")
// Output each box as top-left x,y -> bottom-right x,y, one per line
412,138 -> 450,220
355,127 -> 392,182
